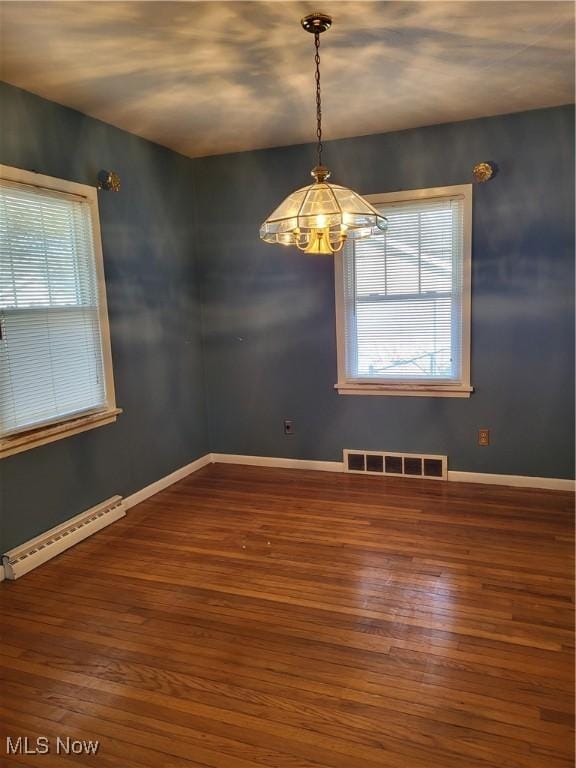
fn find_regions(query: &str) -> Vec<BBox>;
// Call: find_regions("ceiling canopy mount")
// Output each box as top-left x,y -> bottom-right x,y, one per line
301,12 -> 333,34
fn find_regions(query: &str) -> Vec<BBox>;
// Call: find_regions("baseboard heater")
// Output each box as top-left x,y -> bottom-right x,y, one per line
344,449 -> 448,480
2,495 -> 125,580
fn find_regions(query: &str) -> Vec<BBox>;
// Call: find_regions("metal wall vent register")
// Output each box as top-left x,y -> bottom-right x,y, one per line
344,450 -> 447,480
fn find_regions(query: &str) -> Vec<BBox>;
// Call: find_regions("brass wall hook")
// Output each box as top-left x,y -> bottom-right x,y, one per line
97,170 -> 121,192
472,162 -> 498,183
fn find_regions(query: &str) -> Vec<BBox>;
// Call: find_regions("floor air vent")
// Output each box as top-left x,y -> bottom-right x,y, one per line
2,495 -> 125,580
344,450 -> 447,481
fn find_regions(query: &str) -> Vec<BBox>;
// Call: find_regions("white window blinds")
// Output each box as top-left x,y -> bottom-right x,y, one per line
342,194 -> 466,383
0,178 -> 108,437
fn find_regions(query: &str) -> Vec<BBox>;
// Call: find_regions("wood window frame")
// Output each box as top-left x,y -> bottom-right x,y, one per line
0,165 -> 120,458
334,184 -> 473,398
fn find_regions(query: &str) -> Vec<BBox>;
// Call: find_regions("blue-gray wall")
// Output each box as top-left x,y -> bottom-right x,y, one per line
1,84 -> 573,552
0,83 -> 209,551
194,105 -> 575,478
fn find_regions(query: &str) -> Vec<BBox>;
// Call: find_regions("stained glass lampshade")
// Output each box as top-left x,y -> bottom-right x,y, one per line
260,167 -> 388,254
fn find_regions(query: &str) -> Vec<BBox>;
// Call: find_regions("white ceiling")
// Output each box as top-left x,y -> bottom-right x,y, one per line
1,1 -> 574,158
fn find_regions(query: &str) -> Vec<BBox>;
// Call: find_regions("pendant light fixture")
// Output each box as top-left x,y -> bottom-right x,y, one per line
260,12 -> 387,254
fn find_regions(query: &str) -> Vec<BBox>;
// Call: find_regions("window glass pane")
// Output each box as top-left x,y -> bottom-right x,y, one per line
381,210 -> 420,295
356,297 -> 452,378
0,178 -> 107,436
355,235 -> 386,295
342,194 -> 464,383
420,207 -> 453,293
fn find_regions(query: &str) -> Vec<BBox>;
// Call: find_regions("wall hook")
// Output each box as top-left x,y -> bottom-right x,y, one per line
472,162 -> 498,183
97,170 -> 121,192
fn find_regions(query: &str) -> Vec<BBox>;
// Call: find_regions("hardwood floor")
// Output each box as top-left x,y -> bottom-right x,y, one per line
0,463 -> 573,767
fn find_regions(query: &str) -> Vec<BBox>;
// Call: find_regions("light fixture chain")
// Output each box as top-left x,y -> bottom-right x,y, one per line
314,31 -> 323,168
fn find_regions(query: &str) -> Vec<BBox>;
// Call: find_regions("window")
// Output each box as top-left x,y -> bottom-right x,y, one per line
335,185 -> 472,397
0,166 -> 119,458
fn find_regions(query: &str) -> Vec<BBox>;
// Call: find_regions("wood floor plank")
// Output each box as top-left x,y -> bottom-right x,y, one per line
1,464 -> 573,766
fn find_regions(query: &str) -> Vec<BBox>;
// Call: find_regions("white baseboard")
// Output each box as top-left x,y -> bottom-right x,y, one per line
210,453 -> 574,491
131,454 -> 574,492
124,453 -> 213,509
448,471 -> 575,492
211,453 -> 343,473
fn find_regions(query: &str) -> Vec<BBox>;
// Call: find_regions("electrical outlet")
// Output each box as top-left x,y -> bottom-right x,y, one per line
283,419 -> 294,435
478,428 -> 490,446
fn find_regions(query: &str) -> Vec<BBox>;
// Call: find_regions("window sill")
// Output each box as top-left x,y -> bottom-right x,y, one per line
0,408 -> 122,459
335,383 -> 473,398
